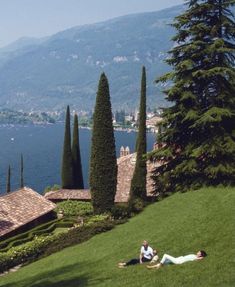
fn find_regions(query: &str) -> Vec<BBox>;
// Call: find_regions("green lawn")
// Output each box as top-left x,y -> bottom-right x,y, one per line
1,187 -> 234,287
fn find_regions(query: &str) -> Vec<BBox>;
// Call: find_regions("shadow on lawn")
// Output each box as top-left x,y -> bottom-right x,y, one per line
2,262 -> 88,287
2,260 -> 112,287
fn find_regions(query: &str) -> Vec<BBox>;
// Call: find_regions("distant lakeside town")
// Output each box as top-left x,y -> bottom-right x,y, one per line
0,108 -> 162,133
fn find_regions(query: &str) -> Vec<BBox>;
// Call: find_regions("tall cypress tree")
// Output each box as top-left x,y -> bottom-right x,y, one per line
6,165 -> 11,193
72,114 -> 84,189
20,154 -> 24,188
90,73 -> 117,214
151,0 -> 235,195
61,105 -> 74,189
130,66 -> 147,203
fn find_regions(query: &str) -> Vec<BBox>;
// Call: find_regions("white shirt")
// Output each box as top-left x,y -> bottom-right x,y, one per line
140,246 -> 153,259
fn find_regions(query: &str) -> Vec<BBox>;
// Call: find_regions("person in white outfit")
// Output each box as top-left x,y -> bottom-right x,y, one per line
147,250 -> 207,269
118,240 -> 157,267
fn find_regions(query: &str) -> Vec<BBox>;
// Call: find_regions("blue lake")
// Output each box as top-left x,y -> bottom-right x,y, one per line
0,124 -> 156,195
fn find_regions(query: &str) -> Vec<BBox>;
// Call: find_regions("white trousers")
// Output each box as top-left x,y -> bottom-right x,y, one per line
160,254 -> 184,265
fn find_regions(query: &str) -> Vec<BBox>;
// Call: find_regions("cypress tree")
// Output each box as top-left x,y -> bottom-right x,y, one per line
6,165 -> 11,193
20,154 -> 24,188
130,66 -> 147,203
61,105 -> 74,189
152,0 -> 235,195
72,114 -> 84,189
90,73 -> 117,214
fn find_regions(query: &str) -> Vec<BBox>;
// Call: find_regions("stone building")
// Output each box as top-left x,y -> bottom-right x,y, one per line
0,187 -> 56,240
115,151 -> 158,202
45,146 -> 160,203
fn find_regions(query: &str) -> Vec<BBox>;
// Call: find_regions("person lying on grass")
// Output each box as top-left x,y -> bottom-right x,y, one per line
118,240 -> 158,268
147,250 -> 207,269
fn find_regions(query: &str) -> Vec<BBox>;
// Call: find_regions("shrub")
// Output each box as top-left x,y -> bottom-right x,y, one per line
0,234 -> 34,252
0,232 -> 30,250
56,201 -> 93,217
85,214 -> 109,226
43,184 -> 60,194
0,218 -> 72,252
0,234 -> 56,272
111,204 -> 131,219
130,198 -> 145,213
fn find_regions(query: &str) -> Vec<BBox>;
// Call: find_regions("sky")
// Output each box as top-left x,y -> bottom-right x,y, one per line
0,0 -> 184,48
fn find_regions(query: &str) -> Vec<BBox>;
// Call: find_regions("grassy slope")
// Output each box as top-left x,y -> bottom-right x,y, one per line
0,187 -> 234,287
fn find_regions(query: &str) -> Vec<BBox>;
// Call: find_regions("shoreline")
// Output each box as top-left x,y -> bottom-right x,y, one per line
0,123 -> 157,133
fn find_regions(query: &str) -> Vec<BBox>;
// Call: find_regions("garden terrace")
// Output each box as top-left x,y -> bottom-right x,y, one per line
0,187 -> 234,286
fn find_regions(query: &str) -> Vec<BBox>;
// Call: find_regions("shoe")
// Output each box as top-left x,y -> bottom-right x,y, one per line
118,262 -> 126,267
118,265 -> 126,268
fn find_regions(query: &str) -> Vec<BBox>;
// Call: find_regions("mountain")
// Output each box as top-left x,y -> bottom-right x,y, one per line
0,5 -> 184,112
0,37 -> 48,69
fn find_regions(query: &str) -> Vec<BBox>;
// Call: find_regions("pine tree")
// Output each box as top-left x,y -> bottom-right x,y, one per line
61,105 -> 74,189
6,165 -> 11,193
152,0 -> 235,195
20,154 -> 24,188
72,114 -> 84,189
90,73 -> 117,214
130,66 -> 147,203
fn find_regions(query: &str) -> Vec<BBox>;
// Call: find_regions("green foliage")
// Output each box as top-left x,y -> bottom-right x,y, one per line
0,219 -> 76,253
85,214 -> 109,226
43,184 -> 60,194
151,0 -> 235,195
55,201 -> 93,217
130,197 -> 145,213
61,105 -> 74,189
130,66 -> 147,204
90,73 -> 117,214
72,114 -> 84,189
0,220 -> 115,274
0,109 -> 56,124
111,204 -> 131,219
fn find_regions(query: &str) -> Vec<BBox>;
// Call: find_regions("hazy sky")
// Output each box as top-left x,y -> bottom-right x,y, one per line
0,0 -> 184,48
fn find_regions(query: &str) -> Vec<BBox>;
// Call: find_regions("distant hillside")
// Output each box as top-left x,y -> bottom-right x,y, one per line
0,5 -> 184,112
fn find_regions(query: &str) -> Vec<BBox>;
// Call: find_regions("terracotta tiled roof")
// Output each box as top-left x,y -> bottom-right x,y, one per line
45,189 -> 91,201
0,187 -> 56,238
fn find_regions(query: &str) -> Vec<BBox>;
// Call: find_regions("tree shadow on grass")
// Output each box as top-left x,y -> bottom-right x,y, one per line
2,262 -> 88,287
31,277 -> 87,287
2,260 -> 112,287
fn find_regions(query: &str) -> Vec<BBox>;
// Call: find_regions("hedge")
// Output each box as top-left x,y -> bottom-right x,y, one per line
56,201 -> 93,217
0,218 -> 76,252
0,220 -> 115,273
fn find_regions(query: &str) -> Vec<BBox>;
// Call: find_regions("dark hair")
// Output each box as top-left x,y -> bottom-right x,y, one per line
200,250 -> 207,257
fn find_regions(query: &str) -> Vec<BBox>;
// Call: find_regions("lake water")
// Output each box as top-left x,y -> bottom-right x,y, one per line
0,124 -> 156,195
